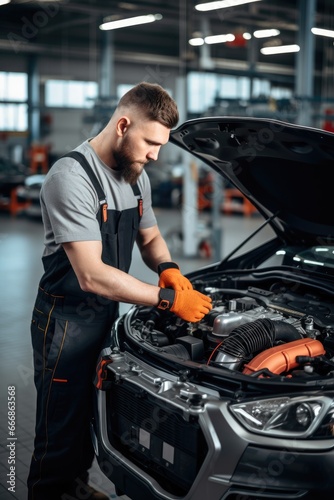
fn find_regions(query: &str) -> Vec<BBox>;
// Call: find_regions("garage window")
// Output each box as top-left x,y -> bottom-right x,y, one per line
187,72 -> 292,114
45,80 -> 98,108
0,72 -> 28,131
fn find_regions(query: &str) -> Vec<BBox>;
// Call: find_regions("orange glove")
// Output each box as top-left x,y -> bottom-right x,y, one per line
158,262 -> 193,291
157,287 -> 212,323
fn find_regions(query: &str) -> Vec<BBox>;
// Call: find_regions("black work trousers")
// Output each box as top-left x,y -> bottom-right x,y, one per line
27,288 -> 117,500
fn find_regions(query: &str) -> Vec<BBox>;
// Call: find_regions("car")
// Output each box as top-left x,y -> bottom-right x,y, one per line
145,162 -> 183,208
91,117 -> 334,500
16,174 -> 45,218
0,155 -> 31,215
0,155 -> 28,189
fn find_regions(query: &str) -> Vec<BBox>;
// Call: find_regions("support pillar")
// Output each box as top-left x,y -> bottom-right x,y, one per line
27,55 -> 40,145
295,0 -> 316,126
176,76 -> 199,257
99,29 -> 115,98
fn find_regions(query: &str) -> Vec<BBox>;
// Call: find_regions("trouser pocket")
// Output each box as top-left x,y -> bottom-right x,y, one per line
31,302 -> 68,376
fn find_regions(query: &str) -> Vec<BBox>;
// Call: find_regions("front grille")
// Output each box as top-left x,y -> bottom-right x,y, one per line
106,380 -> 208,495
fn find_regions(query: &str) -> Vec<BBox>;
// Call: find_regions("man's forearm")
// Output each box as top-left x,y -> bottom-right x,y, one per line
62,240 -> 212,323
63,240 -> 161,305
80,262 -> 161,306
138,232 -> 172,273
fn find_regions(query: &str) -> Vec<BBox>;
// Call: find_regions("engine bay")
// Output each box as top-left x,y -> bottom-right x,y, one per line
120,279 -> 334,381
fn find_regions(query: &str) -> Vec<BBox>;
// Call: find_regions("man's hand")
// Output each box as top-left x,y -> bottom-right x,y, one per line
157,287 -> 212,323
158,262 -> 193,291
172,289 -> 212,322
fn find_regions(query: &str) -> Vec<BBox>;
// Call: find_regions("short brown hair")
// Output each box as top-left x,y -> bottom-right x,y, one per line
117,82 -> 179,129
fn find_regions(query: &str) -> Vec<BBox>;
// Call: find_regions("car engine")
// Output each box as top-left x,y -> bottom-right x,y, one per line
94,278 -> 334,500
120,280 -> 334,380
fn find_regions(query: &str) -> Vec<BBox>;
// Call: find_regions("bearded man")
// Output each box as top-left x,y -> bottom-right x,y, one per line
27,82 -> 212,500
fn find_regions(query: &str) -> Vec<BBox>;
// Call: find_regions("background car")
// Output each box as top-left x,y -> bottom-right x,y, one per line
145,162 -> 183,208
0,155 -> 28,192
91,117 -> 334,500
16,174 -> 46,218
0,155 -> 31,216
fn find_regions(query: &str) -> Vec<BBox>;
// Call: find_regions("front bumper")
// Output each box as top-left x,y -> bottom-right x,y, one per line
92,351 -> 334,500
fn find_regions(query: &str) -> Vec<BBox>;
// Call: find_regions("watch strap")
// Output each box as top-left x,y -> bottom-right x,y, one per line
157,288 -> 175,310
157,262 -> 179,275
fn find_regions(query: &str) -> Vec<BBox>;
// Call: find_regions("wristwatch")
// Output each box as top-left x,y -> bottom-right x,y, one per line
157,288 -> 175,310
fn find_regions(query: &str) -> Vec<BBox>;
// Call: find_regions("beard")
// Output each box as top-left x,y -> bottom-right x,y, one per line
113,138 -> 146,185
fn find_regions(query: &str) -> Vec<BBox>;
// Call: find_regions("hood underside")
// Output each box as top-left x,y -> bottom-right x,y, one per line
170,117 -> 334,245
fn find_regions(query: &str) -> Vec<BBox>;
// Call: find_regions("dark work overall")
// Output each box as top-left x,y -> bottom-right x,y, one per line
27,152 -> 142,500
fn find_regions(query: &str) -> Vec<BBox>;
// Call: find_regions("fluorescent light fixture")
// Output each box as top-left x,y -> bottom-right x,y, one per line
253,29 -> 280,38
0,0 -> 11,5
260,44 -> 300,55
195,0 -> 261,12
189,31 -> 251,45
189,37 -> 205,46
99,14 -> 162,31
205,33 -> 235,44
311,27 -> 334,38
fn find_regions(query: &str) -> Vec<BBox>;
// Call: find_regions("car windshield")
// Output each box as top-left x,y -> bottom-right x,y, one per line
259,245 -> 334,275
293,246 -> 334,270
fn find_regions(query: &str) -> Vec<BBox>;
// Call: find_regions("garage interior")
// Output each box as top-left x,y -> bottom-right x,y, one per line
0,0 -> 334,498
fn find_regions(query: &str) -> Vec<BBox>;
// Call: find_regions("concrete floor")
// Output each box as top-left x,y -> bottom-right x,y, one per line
0,207 -> 272,500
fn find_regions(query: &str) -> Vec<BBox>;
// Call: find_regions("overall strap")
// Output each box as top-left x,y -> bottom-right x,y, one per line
62,150 -> 108,222
62,150 -> 142,221
131,183 -> 143,217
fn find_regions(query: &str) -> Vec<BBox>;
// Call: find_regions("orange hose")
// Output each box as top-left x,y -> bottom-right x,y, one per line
242,338 -> 325,375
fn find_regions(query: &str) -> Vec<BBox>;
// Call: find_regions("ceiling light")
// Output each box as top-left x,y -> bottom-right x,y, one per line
253,29 -> 280,38
195,0 -> 262,12
189,37 -> 205,46
243,32 -> 252,40
205,33 -> 235,44
260,44 -> 300,55
118,2 -> 139,9
99,14 -> 162,31
0,0 -> 11,5
311,27 -> 334,38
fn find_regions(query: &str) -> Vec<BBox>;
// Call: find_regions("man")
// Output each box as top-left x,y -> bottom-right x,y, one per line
27,82 -> 212,500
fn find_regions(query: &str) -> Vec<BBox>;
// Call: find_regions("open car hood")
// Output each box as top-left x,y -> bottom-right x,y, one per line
170,117 -> 334,245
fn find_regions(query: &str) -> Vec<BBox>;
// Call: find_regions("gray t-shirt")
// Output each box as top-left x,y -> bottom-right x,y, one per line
40,139 -> 157,256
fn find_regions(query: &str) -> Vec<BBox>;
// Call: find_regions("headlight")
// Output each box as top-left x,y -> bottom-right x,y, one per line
230,395 -> 334,438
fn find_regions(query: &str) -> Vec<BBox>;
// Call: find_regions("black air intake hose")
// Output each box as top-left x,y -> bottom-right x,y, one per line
220,318 -> 301,359
161,344 -> 191,360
